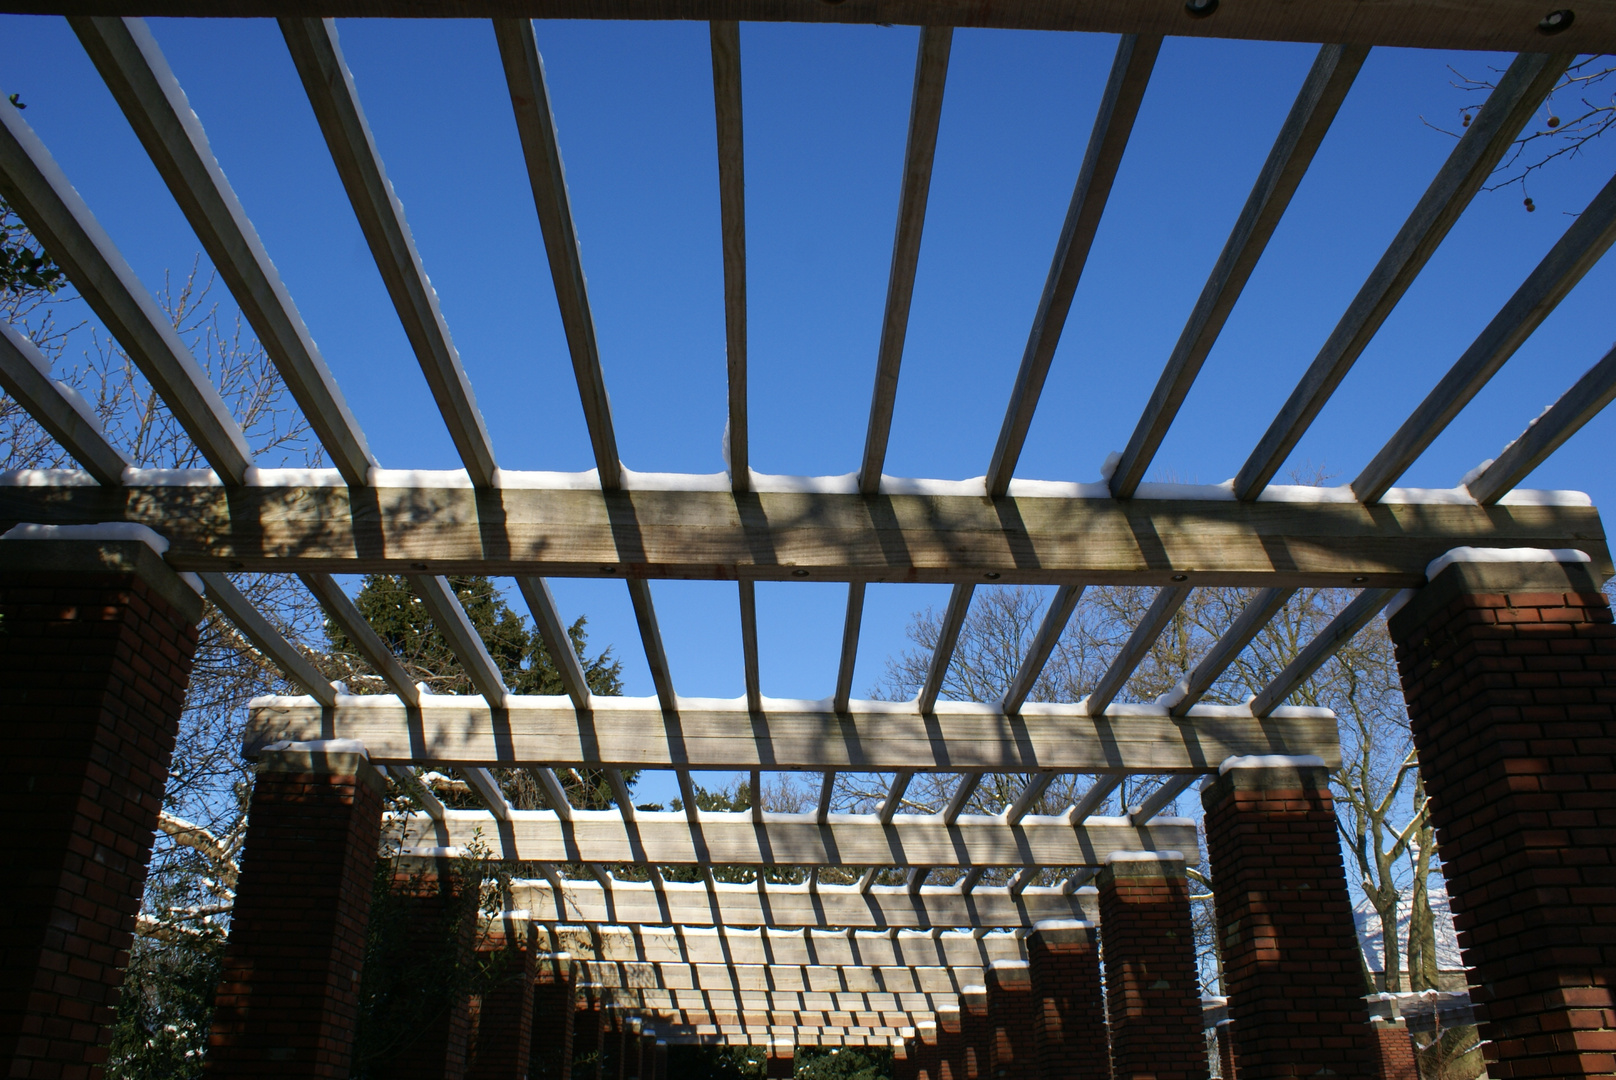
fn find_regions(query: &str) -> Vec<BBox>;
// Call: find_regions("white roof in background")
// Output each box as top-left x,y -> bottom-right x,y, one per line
1353,876 -> 1463,973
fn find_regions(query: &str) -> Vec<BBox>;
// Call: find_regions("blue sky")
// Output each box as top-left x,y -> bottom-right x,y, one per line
4,17 -> 1614,805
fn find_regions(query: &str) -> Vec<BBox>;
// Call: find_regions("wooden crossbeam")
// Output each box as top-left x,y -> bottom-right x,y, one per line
75,16 -> 376,487
630,1009 -> 933,1030
918,584 -> 973,713
985,34 -> 1158,497
710,20 -> 748,492
1234,51 -> 1568,500
1250,587 -> 1396,716
247,696 -> 1340,772
1353,168 -> 1616,504
0,321 -> 129,486
0,96 -> 253,484
392,809 -> 1197,866
281,18 -> 498,486
656,1028 -> 904,1047
1002,584 -> 1083,713
10,483 -> 1603,584
1166,586 -> 1295,715
200,573 -> 338,707
16,2 -> 1616,54
540,921 -> 1033,967
1085,585 -> 1190,713
515,874 -> 1093,930
1109,42 -> 1367,498
595,988 -> 957,1015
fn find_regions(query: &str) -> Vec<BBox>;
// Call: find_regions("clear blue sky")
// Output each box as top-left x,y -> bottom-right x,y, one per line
4,16 -> 1614,804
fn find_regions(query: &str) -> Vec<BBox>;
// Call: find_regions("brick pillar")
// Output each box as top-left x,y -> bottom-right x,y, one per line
936,1012 -> 964,1080
961,985 -> 990,1080
767,1046 -> 794,1078
364,857 -> 478,1080
531,954 -> 577,1080
653,1040 -> 668,1080
1027,920 -> 1110,1080
1390,555 -> 1616,1078
466,925 -> 536,1080
987,961 -> 1036,1080
0,538 -> 202,1080
1201,760 -> 1377,1079
1370,1020 -> 1416,1080
1214,1021 -> 1236,1079
915,1021 -> 939,1080
203,744 -> 385,1077
1098,853 -> 1207,1080
573,988 -> 605,1080
894,1038 -> 916,1080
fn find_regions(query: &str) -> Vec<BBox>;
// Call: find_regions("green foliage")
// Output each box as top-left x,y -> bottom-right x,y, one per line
665,1045 -> 767,1080
794,1047 -> 892,1080
105,928 -> 224,1080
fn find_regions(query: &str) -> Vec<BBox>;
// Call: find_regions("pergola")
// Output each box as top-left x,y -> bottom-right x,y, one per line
2,2 -> 1614,1079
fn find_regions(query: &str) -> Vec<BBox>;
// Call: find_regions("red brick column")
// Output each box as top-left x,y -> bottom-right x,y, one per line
573,987 -> 605,1080
1370,1020 -> 1416,1080
203,744 -> 385,1077
987,961 -> 1037,1080
1097,854 -> 1207,1080
1201,760 -> 1377,1079
1389,556 -> 1616,1078
652,1040 -> 668,1080
767,1047 -> 794,1078
961,986 -> 990,1080
1,538 -> 202,1080
618,1019 -> 641,1080
936,1012 -> 965,1080
1214,1021 -> 1237,1079
895,1039 -> 916,1080
531,953 -> 577,1080
467,925 -> 536,1080
915,1021 -> 939,1080
1026,920 -> 1110,1080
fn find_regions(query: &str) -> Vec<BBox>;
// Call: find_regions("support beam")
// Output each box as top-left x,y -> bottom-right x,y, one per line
199,571 -> 337,707
1127,774 -> 1197,824
710,19 -> 748,492
1250,587 -> 1396,716
1234,51 -> 1569,500
1353,166 -> 1616,503
495,16 -> 621,489
74,16 -> 376,487
0,95 -> 252,484
985,34 -> 1158,496
739,580 -> 763,713
0,320 -> 129,486
10,482 -> 1595,584
943,773 -> 983,825
1165,586 -> 1294,715
918,585 -> 972,714
593,989 -> 957,1015
280,17 -> 497,486
1469,340 -> 1616,505
1002,584 -> 1083,714
548,923 -> 1030,968
410,574 -> 509,707
1085,585 -> 1190,714
835,582 -> 865,714
248,695 -> 1344,772
1109,42 -> 1367,498
299,571 -> 420,706
519,575 -> 591,709
630,1009 -> 934,1031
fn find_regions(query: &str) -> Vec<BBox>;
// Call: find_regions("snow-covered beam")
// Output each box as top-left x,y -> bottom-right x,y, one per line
629,1008 -> 935,1031
587,987 -> 957,1015
581,961 -> 982,996
389,809 -> 1197,868
247,696 -> 1341,772
5,482 -> 1601,585
535,921 -> 1031,968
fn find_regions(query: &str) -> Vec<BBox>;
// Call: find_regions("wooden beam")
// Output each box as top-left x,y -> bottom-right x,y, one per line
199,572 -> 337,706
739,581 -> 762,712
918,584 -> 972,714
247,696 -> 1343,772
17,1 -> 1616,54
0,96 -> 253,484
298,571 -> 420,707
1002,584 -> 1083,713
1234,51 -> 1569,500
74,16 -> 375,487
280,18 -> 498,486
1470,341 -> 1616,505
1128,774 -> 1198,824
592,988 -> 957,1014
396,809 -> 1197,867
627,578 -> 679,712
0,320 -> 129,486
5,483 -> 1607,585
540,922 -> 1034,966
409,574 -> 509,707
630,1009 -> 934,1030
710,20 -> 748,492
494,17 -> 622,489
858,25 -> 952,493
1109,43 -> 1367,499
1250,587 -> 1396,716
1085,586 -> 1190,713
1166,586 -> 1294,715
1353,168 -> 1616,504
655,1026 -> 906,1046
834,582 -> 865,713
518,576 -> 591,709
985,34 -> 1158,497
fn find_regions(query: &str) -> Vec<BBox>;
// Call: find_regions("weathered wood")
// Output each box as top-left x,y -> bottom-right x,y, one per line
495,17 -> 622,489
1003,584 -> 1083,713
1353,167 -> 1616,503
632,1009 -> 933,1030
1250,587 -> 1396,716
859,25 -> 952,493
0,321 -> 129,486
918,583 -> 973,713
1128,773 -> 1198,824
658,1027 -> 905,1047
1470,341 -> 1616,505
739,580 -> 762,712
391,808 -> 1198,866
596,988 -> 958,1015
627,578 -> 679,711
75,16 -> 375,487
518,576 -> 590,708
986,34 -> 1158,497
409,574 -> 509,706
200,572 -> 337,706
711,20 -> 748,492
1168,586 -> 1295,715
834,582 -> 865,713
540,921 -> 1033,966
247,696 -> 1342,771
18,1 -> 1616,54
0,96 -> 253,484
11,483 -> 1604,584
1086,585 -> 1190,713
1110,43 -> 1367,499
1234,51 -> 1570,500
299,571 -> 420,706
280,18 -> 498,486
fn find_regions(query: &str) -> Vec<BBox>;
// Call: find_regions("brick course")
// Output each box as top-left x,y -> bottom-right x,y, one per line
1201,764 -> 1377,1079
936,1012 -> 964,1080
1027,922 -> 1110,1080
1098,857 -> 1207,1080
960,988 -> 990,1080
1390,560 -> 1616,1079
1,542 -> 202,1080
531,956 -> 577,1080
987,962 -> 1036,1080
1370,1021 -> 1416,1080
202,749 -> 385,1078
467,926 -> 536,1080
